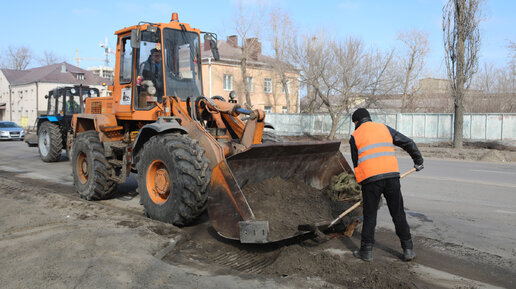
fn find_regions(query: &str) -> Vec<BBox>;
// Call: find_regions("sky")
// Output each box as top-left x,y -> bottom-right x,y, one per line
1,0 -> 514,77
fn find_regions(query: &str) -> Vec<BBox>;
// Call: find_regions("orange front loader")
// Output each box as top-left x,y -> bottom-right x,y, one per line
70,13 -> 352,243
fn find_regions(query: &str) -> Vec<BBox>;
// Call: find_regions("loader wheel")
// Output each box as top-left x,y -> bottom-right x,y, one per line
72,131 -> 116,200
38,122 -> 63,162
261,130 -> 283,143
137,133 -> 211,226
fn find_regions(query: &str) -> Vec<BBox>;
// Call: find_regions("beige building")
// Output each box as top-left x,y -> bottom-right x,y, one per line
201,36 -> 299,113
418,77 -> 451,94
87,66 -> 114,81
0,62 -> 110,127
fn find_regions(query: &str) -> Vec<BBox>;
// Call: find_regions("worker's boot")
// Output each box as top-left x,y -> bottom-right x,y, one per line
401,239 -> 416,261
353,242 -> 373,262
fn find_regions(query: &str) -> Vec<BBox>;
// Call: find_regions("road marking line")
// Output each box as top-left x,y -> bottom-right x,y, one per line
471,169 -> 516,175
413,264 -> 505,289
495,210 -> 516,215
409,175 -> 516,189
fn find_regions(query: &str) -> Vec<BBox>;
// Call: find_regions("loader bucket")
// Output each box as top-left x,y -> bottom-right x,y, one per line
207,140 -> 353,243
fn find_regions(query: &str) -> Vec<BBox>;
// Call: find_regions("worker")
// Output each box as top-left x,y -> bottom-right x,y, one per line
349,108 -> 424,262
140,48 -> 163,101
66,98 -> 79,113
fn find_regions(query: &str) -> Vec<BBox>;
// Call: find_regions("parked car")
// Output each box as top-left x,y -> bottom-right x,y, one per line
0,121 -> 25,141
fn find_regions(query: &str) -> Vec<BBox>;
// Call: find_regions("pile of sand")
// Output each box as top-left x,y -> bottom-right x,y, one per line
242,177 -> 360,240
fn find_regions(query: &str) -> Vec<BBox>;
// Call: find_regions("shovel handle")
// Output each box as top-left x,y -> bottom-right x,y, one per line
328,201 -> 362,228
328,168 -> 417,228
400,167 -> 417,178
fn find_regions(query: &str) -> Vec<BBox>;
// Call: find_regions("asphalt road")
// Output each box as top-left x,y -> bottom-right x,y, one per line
380,156 -> 516,259
1,140 -> 515,263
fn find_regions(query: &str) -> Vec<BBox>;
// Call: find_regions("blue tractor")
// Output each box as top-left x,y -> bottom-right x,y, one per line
26,85 -> 100,162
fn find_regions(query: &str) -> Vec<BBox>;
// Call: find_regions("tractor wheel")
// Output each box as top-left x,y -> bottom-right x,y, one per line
72,131 -> 116,200
137,133 -> 211,226
38,122 -> 63,162
261,130 -> 284,143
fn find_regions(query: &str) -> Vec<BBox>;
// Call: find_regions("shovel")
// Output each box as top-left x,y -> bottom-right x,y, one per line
298,167 -> 417,234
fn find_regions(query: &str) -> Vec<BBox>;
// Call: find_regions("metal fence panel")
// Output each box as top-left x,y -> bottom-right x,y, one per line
471,115 -> 486,140
486,115 -> 502,140
267,113 -> 516,144
503,114 -> 516,140
439,114 -> 453,139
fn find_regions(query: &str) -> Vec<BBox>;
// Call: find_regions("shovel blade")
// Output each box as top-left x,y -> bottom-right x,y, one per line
207,140 -> 352,243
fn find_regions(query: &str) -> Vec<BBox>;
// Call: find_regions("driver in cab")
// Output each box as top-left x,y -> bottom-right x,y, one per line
139,48 -> 164,101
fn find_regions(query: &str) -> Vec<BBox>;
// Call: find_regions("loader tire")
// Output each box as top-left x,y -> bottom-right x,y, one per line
38,122 -> 63,162
137,133 -> 210,226
261,130 -> 283,143
72,131 -> 117,200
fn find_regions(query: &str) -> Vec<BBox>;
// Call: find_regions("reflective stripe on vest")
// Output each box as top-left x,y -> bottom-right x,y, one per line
357,150 -> 396,165
357,142 -> 395,164
352,122 -> 399,183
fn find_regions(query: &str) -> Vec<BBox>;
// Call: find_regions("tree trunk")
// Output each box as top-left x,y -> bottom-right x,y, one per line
282,77 -> 291,113
328,115 -> 337,140
453,93 -> 464,148
240,58 -> 252,106
453,0 -> 466,149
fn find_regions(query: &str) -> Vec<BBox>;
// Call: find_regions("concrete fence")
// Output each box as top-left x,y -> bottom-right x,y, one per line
266,113 -> 516,145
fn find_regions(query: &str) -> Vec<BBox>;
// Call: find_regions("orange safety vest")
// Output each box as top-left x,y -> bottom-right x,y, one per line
352,122 -> 399,183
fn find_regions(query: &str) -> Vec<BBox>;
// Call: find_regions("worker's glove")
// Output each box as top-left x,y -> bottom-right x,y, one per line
414,164 -> 424,171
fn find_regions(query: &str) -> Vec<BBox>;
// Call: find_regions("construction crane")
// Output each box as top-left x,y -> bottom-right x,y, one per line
99,37 -> 115,67
74,49 -> 103,67
74,38 -> 114,67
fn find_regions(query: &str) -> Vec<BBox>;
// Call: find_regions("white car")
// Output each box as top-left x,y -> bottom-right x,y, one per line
0,121 -> 25,141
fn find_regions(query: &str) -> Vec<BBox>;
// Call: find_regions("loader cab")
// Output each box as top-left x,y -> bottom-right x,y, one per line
129,24 -> 204,111
46,86 -> 99,116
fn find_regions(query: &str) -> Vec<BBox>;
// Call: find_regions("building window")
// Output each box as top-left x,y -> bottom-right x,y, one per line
282,106 -> 287,113
264,106 -> 272,113
264,78 -> 272,93
281,80 -> 290,94
224,74 -> 233,91
77,73 -> 85,80
246,76 -> 253,92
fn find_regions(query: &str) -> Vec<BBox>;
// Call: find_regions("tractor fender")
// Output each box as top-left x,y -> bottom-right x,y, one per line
73,114 -> 118,135
264,122 -> 275,130
244,119 -> 274,130
132,118 -> 188,164
36,116 -> 62,132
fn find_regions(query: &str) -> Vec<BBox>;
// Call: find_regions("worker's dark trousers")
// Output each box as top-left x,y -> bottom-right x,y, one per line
360,177 -> 411,245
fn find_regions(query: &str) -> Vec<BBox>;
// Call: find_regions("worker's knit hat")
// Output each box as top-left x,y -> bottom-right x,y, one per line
352,108 -> 371,122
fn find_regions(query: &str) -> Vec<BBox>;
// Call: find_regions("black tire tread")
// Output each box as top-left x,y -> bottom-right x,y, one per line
262,130 -> 283,143
72,131 -> 117,200
39,122 -> 63,162
137,133 -> 211,226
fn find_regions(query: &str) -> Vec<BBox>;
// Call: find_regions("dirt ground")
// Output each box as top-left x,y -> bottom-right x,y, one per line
1,138 -> 515,288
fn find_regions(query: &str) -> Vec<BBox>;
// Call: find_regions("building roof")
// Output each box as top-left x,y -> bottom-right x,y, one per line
1,62 -> 111,86
201,38 -> 297,71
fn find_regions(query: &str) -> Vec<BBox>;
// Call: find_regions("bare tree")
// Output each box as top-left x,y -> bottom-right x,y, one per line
233,0 -> 266,107
269,10 -> 297,113
472,62 -> 496,93
290,33 -> 329,114
292,34 -> 394,139
443,0 -> 482,148
507,40 -> 516,96
37,50 -> 64,66
469,42 -> 516,112
397,30 -> 430,112
0,45 -> 32,70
